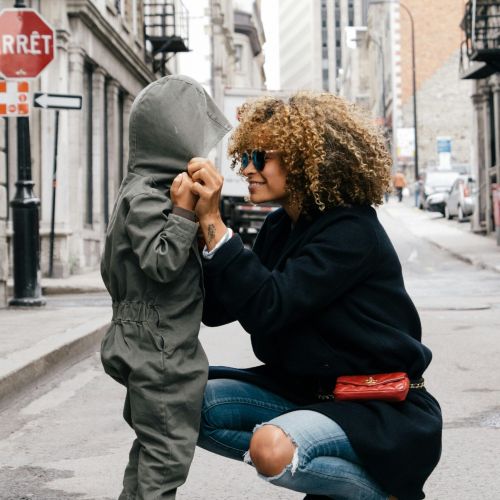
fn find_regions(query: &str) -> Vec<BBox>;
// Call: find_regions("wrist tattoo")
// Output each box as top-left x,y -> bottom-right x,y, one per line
207,224 -> 216,245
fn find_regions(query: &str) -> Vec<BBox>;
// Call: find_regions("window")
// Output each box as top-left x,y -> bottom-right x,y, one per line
235,44 -> 243,72
321,1 -> 329,90
118,90 -> 125,185
1,118 -> 8,221
132,0 -> 138,35
362,0 -> 369,25
84,63 -> 94,226
488,90 -> 496,168
103,79 -> 109,226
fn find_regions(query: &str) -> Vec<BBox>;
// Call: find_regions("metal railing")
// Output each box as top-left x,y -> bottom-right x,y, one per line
461,0 -> 500,60
143,0 -> 189,55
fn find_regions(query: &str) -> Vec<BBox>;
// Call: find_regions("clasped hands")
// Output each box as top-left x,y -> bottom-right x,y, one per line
170,158 -> 227,251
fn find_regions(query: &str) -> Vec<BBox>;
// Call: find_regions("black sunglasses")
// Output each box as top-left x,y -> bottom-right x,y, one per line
241,150 -> 279,172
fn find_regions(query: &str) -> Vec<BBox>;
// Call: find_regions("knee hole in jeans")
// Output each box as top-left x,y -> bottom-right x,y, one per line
244,423 -> 299,479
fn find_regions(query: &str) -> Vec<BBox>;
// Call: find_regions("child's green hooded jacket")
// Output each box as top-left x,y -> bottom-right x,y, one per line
100,75 -> 231,500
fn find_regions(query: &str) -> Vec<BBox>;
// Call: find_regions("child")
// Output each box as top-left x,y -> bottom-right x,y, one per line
100,75 -> 231,500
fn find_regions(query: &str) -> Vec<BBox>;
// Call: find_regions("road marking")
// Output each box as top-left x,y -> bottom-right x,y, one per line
407,249 -> 419,263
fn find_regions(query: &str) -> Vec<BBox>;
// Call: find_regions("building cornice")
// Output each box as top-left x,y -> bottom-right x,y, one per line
234,10 -> 262,56
66,0 -> 155,85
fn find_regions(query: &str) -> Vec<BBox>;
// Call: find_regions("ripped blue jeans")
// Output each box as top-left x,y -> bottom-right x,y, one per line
197,379 -> 390,500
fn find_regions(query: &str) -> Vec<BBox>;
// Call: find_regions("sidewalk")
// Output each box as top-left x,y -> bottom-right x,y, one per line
0,272 -> 110,406
382,201 -> 500,274
1,206 -> 498,407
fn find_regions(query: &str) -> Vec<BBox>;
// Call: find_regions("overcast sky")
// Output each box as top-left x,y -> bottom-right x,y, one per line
261,1 -> 280,90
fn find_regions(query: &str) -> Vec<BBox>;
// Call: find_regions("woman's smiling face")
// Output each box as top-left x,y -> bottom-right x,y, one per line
241,149 -> 288,206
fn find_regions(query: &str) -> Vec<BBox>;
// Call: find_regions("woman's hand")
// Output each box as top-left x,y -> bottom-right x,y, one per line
170,172 -> 197,211
188,157 -> 228,251
188,158 -> 223,218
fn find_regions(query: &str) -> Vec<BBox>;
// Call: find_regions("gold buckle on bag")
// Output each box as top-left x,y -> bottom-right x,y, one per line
409,378 -> 425,389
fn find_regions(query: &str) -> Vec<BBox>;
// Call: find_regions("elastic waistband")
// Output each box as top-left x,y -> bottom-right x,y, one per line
112,301 -> 157,323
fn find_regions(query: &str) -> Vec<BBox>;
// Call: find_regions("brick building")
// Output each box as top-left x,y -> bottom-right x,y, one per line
397,0 -> 473,176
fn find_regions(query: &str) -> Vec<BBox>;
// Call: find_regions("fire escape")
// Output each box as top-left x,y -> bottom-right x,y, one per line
460,0 -> 500,79
143,0 -> 190,76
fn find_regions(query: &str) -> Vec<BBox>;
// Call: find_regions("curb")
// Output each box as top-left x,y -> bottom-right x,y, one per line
0,319 -> 109,406
7,285 -> 107,296
420,237 -> 500,274
382,205 -> 500,274
42,285 -> 107,295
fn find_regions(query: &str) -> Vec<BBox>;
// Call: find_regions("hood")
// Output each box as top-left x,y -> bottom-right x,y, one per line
128,75 -> 232,183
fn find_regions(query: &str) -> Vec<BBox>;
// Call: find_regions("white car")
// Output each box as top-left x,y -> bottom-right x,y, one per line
445,175 -> 475,222
418,170 -> 460,210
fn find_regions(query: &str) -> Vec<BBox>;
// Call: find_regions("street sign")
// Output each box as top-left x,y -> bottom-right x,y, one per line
437,137 -> 452,154
0,79 -> 30,116
0,8 -> 55,79
33,92 -> 82,110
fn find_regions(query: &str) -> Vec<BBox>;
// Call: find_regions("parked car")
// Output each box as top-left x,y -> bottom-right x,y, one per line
444,175 -> 475,222
418,170 -> 460,210
425,191 -> 449,216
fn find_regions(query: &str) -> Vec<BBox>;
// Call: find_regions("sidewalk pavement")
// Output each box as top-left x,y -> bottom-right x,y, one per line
1,206 -> 499,406
0,272 -> 110,406
382,201 -> 500,274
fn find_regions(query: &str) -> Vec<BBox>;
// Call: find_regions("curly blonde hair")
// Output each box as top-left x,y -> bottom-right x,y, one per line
228,91 -> 392,211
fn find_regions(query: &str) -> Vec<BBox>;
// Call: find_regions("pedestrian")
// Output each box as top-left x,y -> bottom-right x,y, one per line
188,92 -> 442,500
100,75 -> 231,499
393,170 -> 407,202
414,174 -> 424,208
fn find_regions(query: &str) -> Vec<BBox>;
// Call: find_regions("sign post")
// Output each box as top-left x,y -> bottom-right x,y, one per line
33,92 -> 82,277
0,1 -> 55,306
437,136 -> 452,169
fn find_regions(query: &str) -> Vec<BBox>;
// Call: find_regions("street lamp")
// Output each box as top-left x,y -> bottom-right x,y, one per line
368,0 -> 419,180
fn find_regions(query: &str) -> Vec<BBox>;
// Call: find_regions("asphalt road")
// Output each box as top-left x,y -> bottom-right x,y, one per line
1,202 -> 499,500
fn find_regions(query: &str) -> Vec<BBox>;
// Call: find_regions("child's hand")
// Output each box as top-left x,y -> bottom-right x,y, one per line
171,172 -> 197,211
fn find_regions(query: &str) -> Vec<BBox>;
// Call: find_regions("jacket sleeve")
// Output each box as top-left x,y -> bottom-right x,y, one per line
201,211 -> 276,327
202,220 -> 377,336
125,191 -> 198,283
202,272 -> 237,326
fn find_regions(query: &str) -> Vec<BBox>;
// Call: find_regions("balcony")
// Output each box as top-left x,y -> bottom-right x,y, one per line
144,0 -> 190,75
460,0 -> 500,79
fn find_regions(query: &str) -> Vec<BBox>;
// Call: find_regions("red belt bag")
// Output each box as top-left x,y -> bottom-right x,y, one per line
333,372 -> 419,402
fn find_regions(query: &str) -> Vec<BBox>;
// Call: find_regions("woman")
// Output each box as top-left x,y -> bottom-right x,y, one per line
188,92 -> 442,500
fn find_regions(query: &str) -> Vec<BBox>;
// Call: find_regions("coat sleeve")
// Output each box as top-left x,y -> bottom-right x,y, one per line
202,219 -> 378,336
201,211 -> 277,327
125,191 -> 198,283
202,272 -> 237,326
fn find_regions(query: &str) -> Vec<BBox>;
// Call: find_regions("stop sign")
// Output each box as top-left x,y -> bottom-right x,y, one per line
0,9 -> 55,79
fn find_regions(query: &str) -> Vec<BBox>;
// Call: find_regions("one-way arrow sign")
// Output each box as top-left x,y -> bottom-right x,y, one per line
34,92 -> 82,110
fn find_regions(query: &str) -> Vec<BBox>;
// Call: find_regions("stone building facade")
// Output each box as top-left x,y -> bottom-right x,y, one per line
0,0 -> 160,285
0,0 -> 266,306
458,0 -> 500,239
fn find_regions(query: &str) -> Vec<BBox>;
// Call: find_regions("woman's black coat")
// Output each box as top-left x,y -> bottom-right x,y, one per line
202,205 -> 442,500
